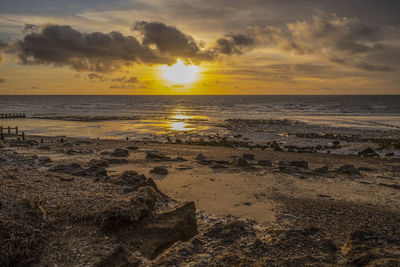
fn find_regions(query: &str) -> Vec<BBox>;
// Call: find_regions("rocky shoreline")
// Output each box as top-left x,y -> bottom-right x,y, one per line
1,135 -> 400,266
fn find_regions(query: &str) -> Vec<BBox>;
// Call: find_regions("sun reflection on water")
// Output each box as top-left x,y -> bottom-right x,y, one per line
167,107 -> 207,131
170,121 -> 190,131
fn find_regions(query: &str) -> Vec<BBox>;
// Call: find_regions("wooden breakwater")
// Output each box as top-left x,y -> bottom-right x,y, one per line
0,126 -> 25,140
0,113 -> 26,119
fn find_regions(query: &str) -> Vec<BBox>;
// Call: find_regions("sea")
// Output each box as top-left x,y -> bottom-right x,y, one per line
0,95 -> 400,145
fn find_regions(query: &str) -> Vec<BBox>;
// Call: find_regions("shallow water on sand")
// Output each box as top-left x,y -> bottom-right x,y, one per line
1,95 -> 400,141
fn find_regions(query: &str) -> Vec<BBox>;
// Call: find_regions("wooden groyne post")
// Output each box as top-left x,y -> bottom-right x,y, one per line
0,126 -> 25,141
0,113 -> 26,119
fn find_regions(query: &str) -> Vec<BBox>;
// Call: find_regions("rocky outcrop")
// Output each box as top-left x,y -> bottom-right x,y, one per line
151,215 -> 338,266
342,230 -> 400,266
1,162 -> 198,267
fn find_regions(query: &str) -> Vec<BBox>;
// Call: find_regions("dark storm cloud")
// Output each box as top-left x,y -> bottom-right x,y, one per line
284,14 -> 383,55
133,21 -> 214,60
1,22 -> 227,72
215,33 -> 254,55
14,24 -> 172,72
247,13 -> 397,72
163,0 -> 400,28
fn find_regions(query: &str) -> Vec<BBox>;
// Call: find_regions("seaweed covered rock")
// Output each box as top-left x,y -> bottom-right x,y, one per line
150,166 -> 168,175
105,171 -> 155,191
89,159 -> 109,168
358,147 -> 379,158
50,163 -> 107,178
100,186 -> 158,231
151,216 -> 338,266
0,217 -> 44,267
257,159 -> 272,167
342,230 -> 400,266
337,164 -> 360,175
146,152 -> 171,161
111,148 -> 129,157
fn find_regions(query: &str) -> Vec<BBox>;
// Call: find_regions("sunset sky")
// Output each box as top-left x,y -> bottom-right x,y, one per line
0,0 -> 400,95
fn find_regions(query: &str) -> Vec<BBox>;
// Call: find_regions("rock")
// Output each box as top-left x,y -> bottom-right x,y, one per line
290,160 -> 308,169
176,156 -> 186,162
198,159 -> 213,165
38,156 -> 52,164
237,158 -> 249,167
146,152 -> 171,161
89,159 -> 109,168
150,166 -> 168,175
139,201 -> 198,259
105,158 -> 129,164
111,148 -> 129,157
8,141 -> 28,148
242,153 -> 254,160
211,164 -> 227,169
127,146 -> 139,151
65,149 -> 80,155
333,140 -> 340,146
257,159 -> 272,167
358,147 -> 379,157
342,230 -> 400,266
101,186 -> 158,231
50,163 -> 107,178
337,164 -> 360,175
106,171 -> 155,191
315,165 -> 328,173
358,166 -> 373,172
0,216 -> 44,266
38,145 -> 51,150
378,183 -> 400,190
9,140 -> 38,147
385,152 -> 395,157
279,160 -> 301,173
211,160 -> 228,165
279,160 -> 290,168
62,143 -> 73,148
195,153 -> 207,161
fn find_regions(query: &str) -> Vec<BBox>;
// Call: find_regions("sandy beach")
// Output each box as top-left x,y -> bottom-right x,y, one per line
1,134 -> 400,266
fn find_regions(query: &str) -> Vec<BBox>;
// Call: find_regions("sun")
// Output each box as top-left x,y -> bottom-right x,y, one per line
161,59 -> 199,84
